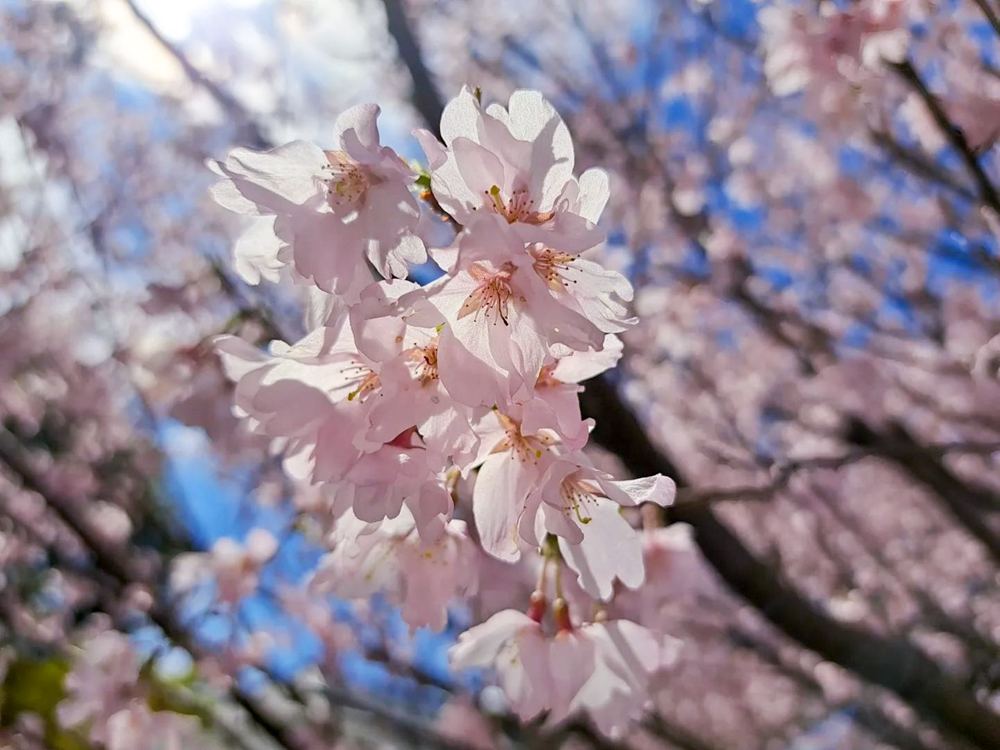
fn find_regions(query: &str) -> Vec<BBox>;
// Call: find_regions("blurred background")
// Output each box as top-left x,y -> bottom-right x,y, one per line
2,0 -> 1000,748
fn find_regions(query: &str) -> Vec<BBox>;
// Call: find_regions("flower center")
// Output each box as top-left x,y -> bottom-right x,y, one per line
386,426 -> 421,449
485,185 -> 555,225
491,412 -> 555,464
409,339 -> 439,385
529,244 -> 578,292
535,363 -> 562,389
323,150 -> 371,207
459,262 -> 517,326
559,474 -> 601,525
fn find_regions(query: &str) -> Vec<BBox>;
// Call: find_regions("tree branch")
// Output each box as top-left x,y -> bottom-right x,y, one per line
122,0 -> 269,149
577,375 -> 1000,749
380,0 -> 445,139
890,59 -> 1000,215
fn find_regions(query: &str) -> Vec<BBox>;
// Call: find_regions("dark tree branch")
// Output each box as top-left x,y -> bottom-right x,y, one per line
870,128 -> 978,202
676,438 -> 1000,510
890,59 -> 1000,215
577,375 -> 1000,749
973,0 -> 1000,41
380,0 -> 446,139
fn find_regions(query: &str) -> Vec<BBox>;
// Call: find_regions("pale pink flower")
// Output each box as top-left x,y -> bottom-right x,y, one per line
317,430 -> 448,527
467,403 -> 589,562
210,104 -> 425,299
452,611 -> 674,736
531,335 -> 624,444
170,529 -> 276,605
522,454 -> 675,599
311,508 -> 477,631
565,620 -> 680,738
415,87 -> 609,259
431,220 -> 630,408
217,314 -> 457,529
215,320 -> 383,483
349,280 -> 481,467
449,610 -> 594,723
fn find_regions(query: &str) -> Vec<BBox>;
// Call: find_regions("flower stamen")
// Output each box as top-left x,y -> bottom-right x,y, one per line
459,262 -> 517,326
408,339 -> 440,385
491,412 -> 554,464
484,185 -> 555,225
529,244 -> 579,292
347,370 -> 381,402
323,150 -> 372,207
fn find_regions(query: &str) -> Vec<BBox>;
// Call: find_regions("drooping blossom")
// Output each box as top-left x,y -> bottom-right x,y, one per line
210,104 -> 426,299
466,402 -> 589,562
523,453 -> 676,599
450,608 -> 675,733
565,619 -> 680,738
207,87 -> 682,739
310,507 -> 477,631
449,609 -> 593,722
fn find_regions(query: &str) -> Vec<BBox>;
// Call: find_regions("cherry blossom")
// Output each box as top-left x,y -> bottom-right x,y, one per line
415,87 -> 610,255
430,219 -> 632,408
58,629 -> 202,750
170,528 -> 277,605
210,104 -> 426,299
450,608 -> 675,733
449,609 -> 592,722
310,508 -> 477,630
566,619 -> 680,738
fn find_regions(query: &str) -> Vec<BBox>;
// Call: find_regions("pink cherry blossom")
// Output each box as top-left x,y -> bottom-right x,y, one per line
210,104 -> 426,299
170,528 -> 276,605
310,508 -> 477,630
519,453 -> 675,599
431,219 -> 630,408
451,608 -> 675,735
348,280 -> 481,467
449,609 -> 594,722
466,403 -> 589,562
415,87 -> 609,257
566,619 -> 680,738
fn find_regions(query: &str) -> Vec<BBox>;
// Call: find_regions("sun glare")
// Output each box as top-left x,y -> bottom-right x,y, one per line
135,0 -> 261,41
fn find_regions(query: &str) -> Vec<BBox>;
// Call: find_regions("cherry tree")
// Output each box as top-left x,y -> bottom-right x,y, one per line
2,1 -> 1000,749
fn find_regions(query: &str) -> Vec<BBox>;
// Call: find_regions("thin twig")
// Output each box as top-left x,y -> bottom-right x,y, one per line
890,59 -> 1000,215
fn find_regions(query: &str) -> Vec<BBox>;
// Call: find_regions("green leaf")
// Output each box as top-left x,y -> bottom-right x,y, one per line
0,656 -> 89,749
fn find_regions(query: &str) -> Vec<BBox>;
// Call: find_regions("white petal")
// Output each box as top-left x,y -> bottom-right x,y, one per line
559,499 -> 644,600
577,168 -> 610,224
601,474 -> 677,507
335,103 -> 382,153
449,610 -> 533,669
440,86 -> 483,146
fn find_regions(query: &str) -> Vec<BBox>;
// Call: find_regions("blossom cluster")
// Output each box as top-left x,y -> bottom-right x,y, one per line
209,87 -> 677,735
58,628 -> 201,750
